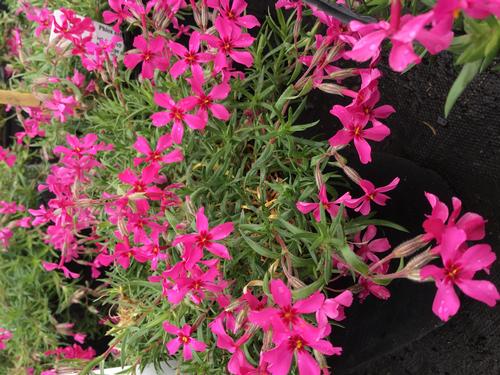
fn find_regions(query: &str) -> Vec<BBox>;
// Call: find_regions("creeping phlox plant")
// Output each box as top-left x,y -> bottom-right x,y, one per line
0,0 -> 498,374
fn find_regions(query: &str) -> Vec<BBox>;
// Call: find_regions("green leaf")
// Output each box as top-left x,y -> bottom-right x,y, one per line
240,233 -> 280,259
445,61 -> 482,117
292,277 -> 324,300
339,243 -> 369,276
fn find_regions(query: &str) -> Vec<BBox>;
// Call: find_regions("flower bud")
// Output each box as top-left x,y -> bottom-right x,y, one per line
393,235 -> 429,258
317,83 -> 343,95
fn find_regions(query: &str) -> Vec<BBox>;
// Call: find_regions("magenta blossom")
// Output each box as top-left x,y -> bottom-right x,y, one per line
44,90 -> 77,123
172,207 -> 234,267
296,184 -> 352,222
0,146 -> 16,167
354,225 -> 391,264
422,192 -> 486,244
133,134 -> 183,167
102,0 -> 132,32
203,17 -> 254,72
347,177 -> 400,215
124,35 -> 169,79
209,318 -> 252,374
162,322 -> 207,360
188,68 -> 231,121
248,279 -> 323,340
207,0 -> 260,29
168,31 -> 211,79
0,328 -> 12,350
421,227 -> 499,321
151,92 -> 205,144
329,105 -> 390,164
261,325 -> 341,375
316,290 -> 353,335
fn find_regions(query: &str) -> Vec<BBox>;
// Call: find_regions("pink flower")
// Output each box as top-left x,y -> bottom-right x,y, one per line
316,290 -> 353,335
203,17 -> 254,72
53,133 -> 111,159
347,177 -> 400,215
26,7 -> 53,37
172,207 -> 234,267
423,192 -> 486,244
354,225 -> 391,264
151,92 -> 205,144
328,105 -> 390,164
44,90 -> 77,123
209,318 -> 252,374
162,322 -> 207,360
103,0 -> 132,32
118,165 -> 159,194
248,279 -> 323,338
358,277 -> 391,301
261,325 -> 341,375
207,0 -> 260,29
124,35 -> 169,79
45,344 -> 95,360
133,134 -> 183,167
0,328 -> 12,350
188,68 -> 231,121
168,31 -> 211,79
52,8 -> 94,42
421,227 -> 500,321
296,184 -> 352,222
0,146 -> 16,167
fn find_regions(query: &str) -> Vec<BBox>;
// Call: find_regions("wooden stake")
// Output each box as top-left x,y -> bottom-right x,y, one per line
0,89 -> 41,107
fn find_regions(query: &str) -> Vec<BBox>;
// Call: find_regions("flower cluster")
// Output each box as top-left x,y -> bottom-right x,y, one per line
0,0 -> 498,373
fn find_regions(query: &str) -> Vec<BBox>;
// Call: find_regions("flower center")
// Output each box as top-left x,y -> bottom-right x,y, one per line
222,40 -> 232,53
180,335 -> 190,344
353,125 -> 362,137
197,231 -> 211,247
185,52 -> 196,64
172,108 -> 184,121
226,10 -> 236,20
143,52 -> 152,62
446,264 -> 461,281
280,306 -> 297,324
288,335 -> 306,352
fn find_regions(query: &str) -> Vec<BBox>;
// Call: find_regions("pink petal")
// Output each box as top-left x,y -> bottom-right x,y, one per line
329,105 -> 353,128
206,242 -> 231,259
151,111 -> 171,127
248,307 -> 278,330
149,36 -> 165,53
420,265 -> 445,281
141,61 -> 155,79
169,60 -> 188,79
377,177 -> 400,192
229,50 -> 254,67
154,92 -> 175,109
345,30 -> 387,62
196,207 -> 208,232
293,292 -> 324,314
456,279 -> 500,307
134,136 -> 151,154
123,53 -> 142,69
329,129 -> 353,147
363,124 -> 390,141
457,212 -> 486,241
162,149 -> 184,164
182,343 -> 193,360
238,15 -> 260,28
162,321 -> 180,335
189,338 -> 207,352
372,104 -> 395,119
132,35 -> 148,51
210,103 -> 231,120
440,227 -> 466,265
184,113 -> 207,130
210,222 -> 234,240
368,238 -> 391,253
432,280 -> 460,321
262,343 -> 293,375
166,338 -> 181,355
460,244 -> 496,274
171,122 -> 184,144
210,83 -> 231,100
270,279 -> 292,308
296,202 -> 318,214
296,350 -> 320,375
353,136 -> 372,164
388,41 -> 420,73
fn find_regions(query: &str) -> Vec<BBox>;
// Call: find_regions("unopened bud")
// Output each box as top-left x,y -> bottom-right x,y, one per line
343,166 -> 361,185
393,235 -> 429,258
128,192 -> 146,201
317,83 -> 343,95
403,250 -> 436,281
328,68 -> 355,80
